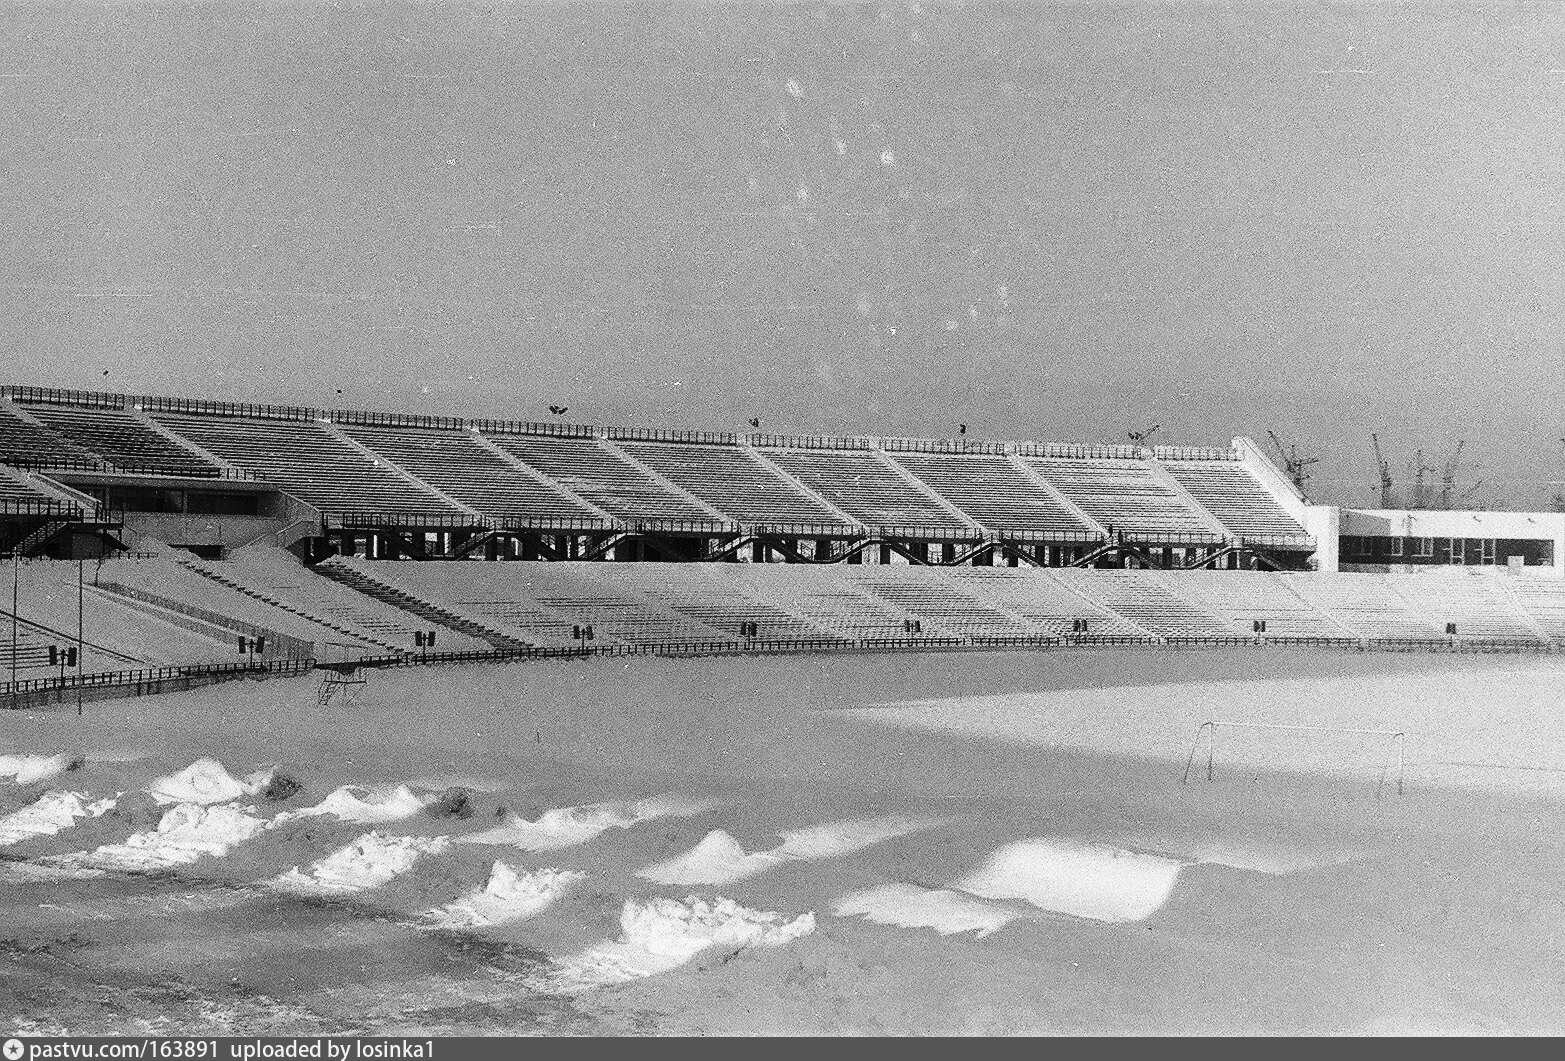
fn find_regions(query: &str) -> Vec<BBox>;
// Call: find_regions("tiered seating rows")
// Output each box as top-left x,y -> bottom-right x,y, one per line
21,404 -> 219,477
761,449 -> 966,529
1160,461 -> 1305,539
487,436 -> 713,523
621,442 -> 846,528
0,404 -> 98,467
340,426 -> 597,523
888,453 -> 1094,535
152,415 -> 461,518
1024,459 -> 1215,538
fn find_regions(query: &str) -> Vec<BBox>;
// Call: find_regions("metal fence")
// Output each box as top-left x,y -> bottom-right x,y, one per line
4,632 -> 1560,709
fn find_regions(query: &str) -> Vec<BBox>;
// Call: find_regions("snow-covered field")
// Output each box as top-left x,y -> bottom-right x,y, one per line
1,646 -> 1562,1034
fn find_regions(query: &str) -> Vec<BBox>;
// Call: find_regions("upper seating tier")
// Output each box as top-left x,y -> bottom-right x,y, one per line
889,452 -> 1095,536
1023,459 -> 1218,540
152,414 -> 464,520
20,404 -> 221,477
340,426 -> 599,524
760,449 -> 967,530
1159,460 -> 1306,540
619,441 -> 848,529
486,435 -> 715,524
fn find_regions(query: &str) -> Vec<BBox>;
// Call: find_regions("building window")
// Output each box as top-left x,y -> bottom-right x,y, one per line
1413,537 -> 1434,558
1388,536 -> 1404,557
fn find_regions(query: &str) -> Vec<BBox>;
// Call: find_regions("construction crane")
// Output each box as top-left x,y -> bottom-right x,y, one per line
1406,447 -> 1436,509
1438,440 -> 1467,510
1266,431 -> 1320,496
1370,433 -> 1394,508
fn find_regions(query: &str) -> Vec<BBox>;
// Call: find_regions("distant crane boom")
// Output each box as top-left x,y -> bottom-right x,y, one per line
1370,433 -> 1393,508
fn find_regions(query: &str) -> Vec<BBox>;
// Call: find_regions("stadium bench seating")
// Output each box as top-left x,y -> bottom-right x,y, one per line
1159,460 -> 1307,540
485,435 -> 715,523
1049,568 -> 1232,637
221,547 -> 491,653
887,452 -> 1097,536
1155,570 -> 1351,638
1506,579 -> 1565,642
949,569 -> 1143,637
95,557 -> 381,653
1280,574 -> 1448,639
714,563 -> 919,640
1383,573 -> 1545,642
840,566 -> 1040,637
1023,459 -> 1216,539
0,469 -> 79,513
20,404 -> 220,477
153,414 -> 464,519
0,403 -> 100,468
618,441 -> 849,528
340,425 -> 599,524
759,449 -> 967,530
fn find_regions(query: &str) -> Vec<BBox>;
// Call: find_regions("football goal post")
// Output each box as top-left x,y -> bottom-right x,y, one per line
1182,720 -> 1405,799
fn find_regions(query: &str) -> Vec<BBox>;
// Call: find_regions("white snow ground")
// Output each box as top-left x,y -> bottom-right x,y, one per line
537,896 -> 816,991
270,831 -> 450,895
461,795 -> 710,851
423,862 -> 584,929
0,791 -> 118,846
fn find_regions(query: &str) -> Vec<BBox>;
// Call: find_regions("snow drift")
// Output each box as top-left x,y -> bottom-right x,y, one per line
462,795 -> 709,852
271,831 -> 450,895
833,883 -> 1017,938
0,791 -> 117,847
145,759 -> 273,806
423,862 -> 583,929
67,802 -> 268,873
539,896 -> 816,991
639,817 -> 935,886
955,839 -> 1183,923
0,754 -> 79,786
272,785 -> 430,825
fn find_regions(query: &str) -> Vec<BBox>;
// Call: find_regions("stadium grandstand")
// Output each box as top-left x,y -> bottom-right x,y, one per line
1,384 -> 1563,694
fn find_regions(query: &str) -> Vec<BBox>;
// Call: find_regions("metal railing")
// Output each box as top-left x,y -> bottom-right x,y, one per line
4,630 -> 1560,709
140,396 -> 318,422
606,426 -> 740,446
747,433 -> 873,451
2,386 -> 127,410
94,580 -> 314,659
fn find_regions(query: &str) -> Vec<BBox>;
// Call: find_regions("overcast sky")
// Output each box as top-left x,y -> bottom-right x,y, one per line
2,1 -> 1563,507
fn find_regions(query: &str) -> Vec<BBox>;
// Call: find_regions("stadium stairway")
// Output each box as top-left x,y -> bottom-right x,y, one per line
175,558 -> 409,655
313,557 -> 534,651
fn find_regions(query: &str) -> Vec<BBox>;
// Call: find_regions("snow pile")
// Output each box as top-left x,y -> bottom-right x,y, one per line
540,896 -> 816,991
270,831 -> 450,895
834,883 -> 1017,938
146,759 -> 272,806
0,791 -> 118,846
463,795 -> 709,852
1190,839 -> 1353,875
773,816 -> 936,860
0,754 -> 78,785
639,829 -> 779,886
68,802 -> 268,872
954,839 -> 1183,923
272,785 -> 430,825
640,817 -> 935,886
423,861 -> 584,929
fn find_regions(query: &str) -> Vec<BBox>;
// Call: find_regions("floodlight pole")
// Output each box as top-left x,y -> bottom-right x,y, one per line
76,557 -> 84,716
10,551 -> 17,710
